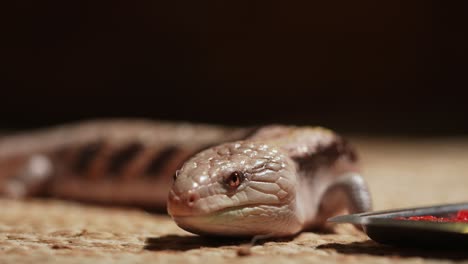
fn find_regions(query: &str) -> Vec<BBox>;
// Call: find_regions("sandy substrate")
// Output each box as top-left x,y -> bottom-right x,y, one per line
1,138 -> 468,264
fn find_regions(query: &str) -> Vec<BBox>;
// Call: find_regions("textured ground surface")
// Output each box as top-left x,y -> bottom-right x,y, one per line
1,138 -> 468,264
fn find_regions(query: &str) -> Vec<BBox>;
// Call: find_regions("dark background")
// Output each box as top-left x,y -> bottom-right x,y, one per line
2,1 -> 467,135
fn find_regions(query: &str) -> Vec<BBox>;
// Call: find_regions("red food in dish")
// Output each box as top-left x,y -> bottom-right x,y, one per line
396,210 -> 468,222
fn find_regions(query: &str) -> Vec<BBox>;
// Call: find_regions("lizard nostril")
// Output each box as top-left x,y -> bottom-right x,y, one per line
187,192 -> 199,206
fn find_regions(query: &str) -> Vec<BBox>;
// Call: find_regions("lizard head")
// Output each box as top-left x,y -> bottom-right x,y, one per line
167,141 -> 304,236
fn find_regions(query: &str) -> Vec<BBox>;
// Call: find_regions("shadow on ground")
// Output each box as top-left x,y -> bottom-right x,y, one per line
318,240 -> 468,261
144,235 -> 249,251
145,235 -> 468,260
144,234 -> 296,252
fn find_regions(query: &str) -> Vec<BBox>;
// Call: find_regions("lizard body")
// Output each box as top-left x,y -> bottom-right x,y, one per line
0,120 -> 371,236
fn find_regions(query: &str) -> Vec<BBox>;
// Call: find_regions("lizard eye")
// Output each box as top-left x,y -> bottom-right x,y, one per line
225,171 -> 244,189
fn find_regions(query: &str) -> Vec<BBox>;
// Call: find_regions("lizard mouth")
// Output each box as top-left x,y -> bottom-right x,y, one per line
167,185 -> 284,218
169,202 -> 282,218
171,204 -> 293,236
171,203 -> 260,216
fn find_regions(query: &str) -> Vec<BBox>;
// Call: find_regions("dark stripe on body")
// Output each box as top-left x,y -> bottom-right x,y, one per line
73,141 -> 105,173
293,138 -> 358,172
108,142 -> 144,175
144,146 -> 179,176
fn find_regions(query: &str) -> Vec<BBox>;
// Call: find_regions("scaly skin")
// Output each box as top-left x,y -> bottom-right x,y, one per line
0,120 -> 249,208
168,126 -> 372,237
0,121 -> 372,236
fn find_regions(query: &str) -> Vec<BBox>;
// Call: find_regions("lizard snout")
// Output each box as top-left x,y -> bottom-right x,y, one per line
167,189 -> 200,217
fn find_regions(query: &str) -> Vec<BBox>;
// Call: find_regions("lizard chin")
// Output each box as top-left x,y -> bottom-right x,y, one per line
170,204 -> 302,237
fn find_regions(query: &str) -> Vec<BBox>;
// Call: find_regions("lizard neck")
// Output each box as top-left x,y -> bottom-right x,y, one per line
248,125 -> 360,229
